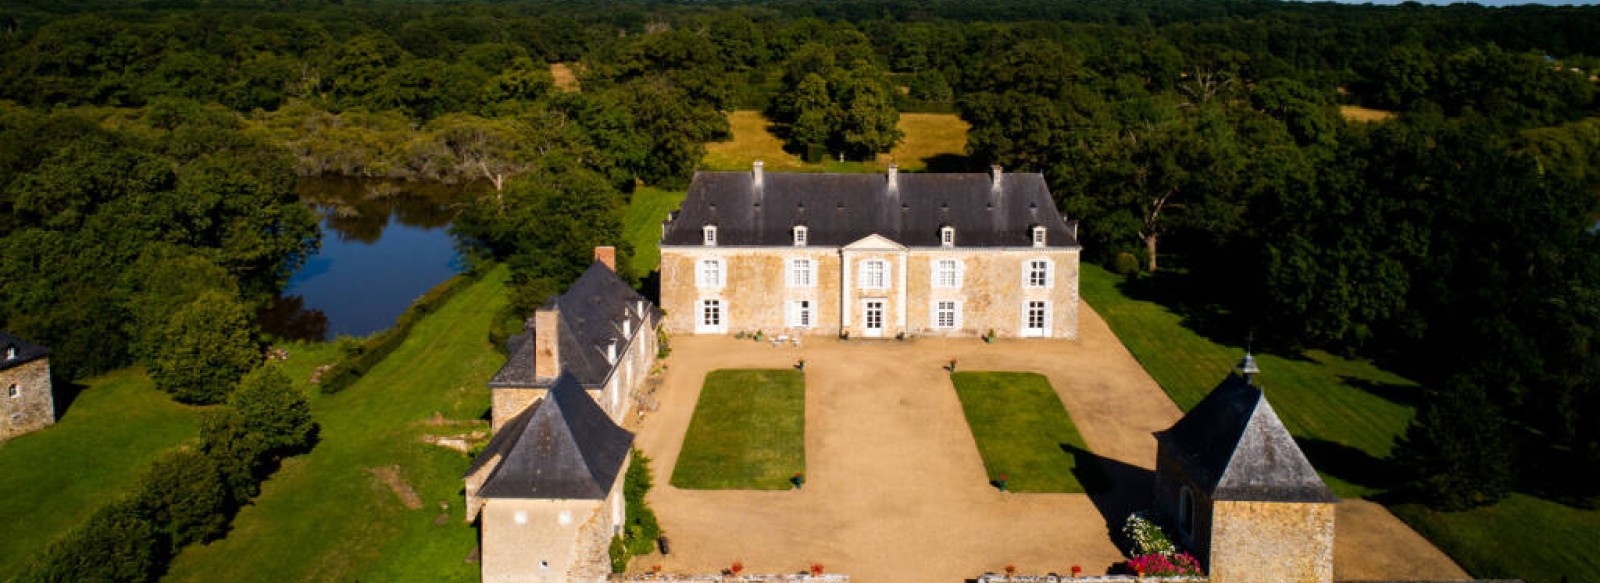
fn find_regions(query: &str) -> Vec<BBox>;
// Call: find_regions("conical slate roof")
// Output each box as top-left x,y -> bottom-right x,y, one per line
471,373 -> 634,500
1155,373 -> 1335,503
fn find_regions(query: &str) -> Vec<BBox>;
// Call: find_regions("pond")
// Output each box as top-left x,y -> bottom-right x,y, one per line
258,177 -> 479,341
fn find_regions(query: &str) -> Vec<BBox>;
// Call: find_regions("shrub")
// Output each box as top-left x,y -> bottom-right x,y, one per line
621,449 -> 662,557
1128,552 -> 1203,576
608,536 -> 630,573
229,365 -> 316,455
1122,511 -> 1176,557
148,291 -> 261,404
22,498 -> 168,583
135,448 -> 234,547
1111,251 -> 1141,276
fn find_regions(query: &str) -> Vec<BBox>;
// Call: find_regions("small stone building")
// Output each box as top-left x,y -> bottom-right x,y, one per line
1153,355 -> 1336,583
659,163 -> 1081,340
1,331 -> 55,442
464,373 -> 633,583
489,247 -> 661,429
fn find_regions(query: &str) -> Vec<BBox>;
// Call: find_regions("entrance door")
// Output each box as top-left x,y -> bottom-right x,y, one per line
1022,300 -> 1049,338
863,300 -> 885,337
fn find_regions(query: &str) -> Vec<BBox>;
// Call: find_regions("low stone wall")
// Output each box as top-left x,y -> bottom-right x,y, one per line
611,575 -> 849,582
976,576 -> 1206,583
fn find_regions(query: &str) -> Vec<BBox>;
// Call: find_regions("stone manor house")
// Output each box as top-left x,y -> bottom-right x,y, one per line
1,331 -> 54,442
660,163 -> 1081,340
465,248 -> 658,583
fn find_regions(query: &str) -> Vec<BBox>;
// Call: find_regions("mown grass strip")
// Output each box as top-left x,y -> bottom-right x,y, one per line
671,369 -> 805,490
951,371 -> 1093,493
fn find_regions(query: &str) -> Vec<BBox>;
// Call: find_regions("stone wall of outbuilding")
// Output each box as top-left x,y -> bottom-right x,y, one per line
1209,500 -> 1334,583
0,358 -> 54,442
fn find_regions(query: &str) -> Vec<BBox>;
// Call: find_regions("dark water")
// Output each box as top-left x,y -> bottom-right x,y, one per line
259,177 -> 477,341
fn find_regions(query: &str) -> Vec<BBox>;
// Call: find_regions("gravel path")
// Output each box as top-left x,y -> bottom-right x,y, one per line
630,302 -> 1467,581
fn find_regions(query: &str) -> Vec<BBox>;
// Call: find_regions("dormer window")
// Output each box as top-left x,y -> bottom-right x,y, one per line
4,346 -> 14,360
793,225 -> 808,247
702,225 -> 717,246
1032,225 -> 1047,247
940,226 -> 955,247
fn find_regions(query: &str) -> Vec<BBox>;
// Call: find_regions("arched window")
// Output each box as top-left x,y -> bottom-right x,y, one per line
1178,486 -> 1196,537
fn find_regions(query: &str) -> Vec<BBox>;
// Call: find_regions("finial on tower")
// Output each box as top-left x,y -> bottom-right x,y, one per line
1239,333 -> 1260,383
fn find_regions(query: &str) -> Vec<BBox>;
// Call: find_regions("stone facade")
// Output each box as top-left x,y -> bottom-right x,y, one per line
659,243 -> 1079,340
1209,500 -> 1333,583
0,356 -> 54,442
479,456 -> 629,583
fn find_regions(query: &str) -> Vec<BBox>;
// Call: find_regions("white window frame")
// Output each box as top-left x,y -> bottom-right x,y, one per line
1024,258 -> 1054,289
702,225 -> 717,246
932,258 -> 963,289
1032,226 -> 1047,247
932,300 -> 960,329
787,300 -> 813,328
940,226 -> 955,247
1022,300 -> 1051,337
860,259 -> 889,290
697,299 -> 726,333
696,258 -> 726,289
793,225 -> 808,247
789,258 -> 814,288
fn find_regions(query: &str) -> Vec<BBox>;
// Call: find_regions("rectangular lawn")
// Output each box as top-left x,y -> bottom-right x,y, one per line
670,369 -> 805,490
952,371 -> 1093,493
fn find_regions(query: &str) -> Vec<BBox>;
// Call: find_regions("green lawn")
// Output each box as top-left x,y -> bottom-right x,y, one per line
1079,264 -> 1415,498
950,372 -> 1094,493
623,186 -> 686,275
0,369 -> 209,581
1081,262 -> 1600,583
670,369 -> 805,490
161,266 -> 509,583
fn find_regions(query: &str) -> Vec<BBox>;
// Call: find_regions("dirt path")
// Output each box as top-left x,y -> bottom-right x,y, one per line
632,302 -> 1466,581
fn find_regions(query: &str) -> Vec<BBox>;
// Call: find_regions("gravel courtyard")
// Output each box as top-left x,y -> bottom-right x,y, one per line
629,303 -> 1468,582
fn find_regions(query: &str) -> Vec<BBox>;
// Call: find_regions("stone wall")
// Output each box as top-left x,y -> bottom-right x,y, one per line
1152,444 -> 1216,560
0,357 -> 54,442
660,245 -> 1079,340
492,387 -> 547,431
478,456 -> 630,582
612,575 -> 850,582
1209,500 -> 1334,583
463,453 -> 502,523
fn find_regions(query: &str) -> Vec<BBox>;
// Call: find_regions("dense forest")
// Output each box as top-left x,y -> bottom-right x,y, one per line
2,1 -> 1600,576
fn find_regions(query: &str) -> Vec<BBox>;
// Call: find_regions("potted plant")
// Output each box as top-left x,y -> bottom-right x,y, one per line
1004,564 -> 1017,579
984,329 -> 996,343
810,563 -> 825,577
730,560 -> 744,576
791,472 -> 805,489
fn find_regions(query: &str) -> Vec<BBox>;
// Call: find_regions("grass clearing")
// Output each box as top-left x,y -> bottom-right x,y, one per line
1081,262 -> 1600,583
550,62 -> 579,92
1340,105 -> 1397,122
951,371 -> 1094,493
701,110 -> 968,173
1079,264 -> 1414,498
623,186 -> 687,275
0,369 -> 208,580
670,369 -> 805,490
162,266 -> 509,583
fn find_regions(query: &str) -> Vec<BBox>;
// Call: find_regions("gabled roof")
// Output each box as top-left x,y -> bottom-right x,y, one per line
661,171 -> 1078,248
488,261 -> 661,389
0,331 -> 50,372
1155,373 -> 1335,503
469,374 -> 634,500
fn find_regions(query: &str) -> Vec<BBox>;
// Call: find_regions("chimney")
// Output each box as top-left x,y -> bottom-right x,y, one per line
534,306 -> 561,379
594,246 -> 616,271
887,163 -> 899,192
635,300 -> 646,320
752,160 -> 764,191
990,165 -> 1003,191
621,313 -> 632,338
604,339 -> 618,365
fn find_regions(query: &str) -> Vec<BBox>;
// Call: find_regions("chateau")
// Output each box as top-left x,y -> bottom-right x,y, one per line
659,163 -> 1081,340
1,331 -> 54,442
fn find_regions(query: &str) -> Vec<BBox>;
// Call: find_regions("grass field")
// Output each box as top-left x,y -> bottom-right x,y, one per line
1340,104 -> 1397,122
1078,264 -> 1415,498
623,186 -> 687,275
702,110 -> 969,173
1080,262 -> 1600,583
161,266 -> 509,583
0,369 -> 209,580
950,371 -> 1094,493
670,369 -> 805,490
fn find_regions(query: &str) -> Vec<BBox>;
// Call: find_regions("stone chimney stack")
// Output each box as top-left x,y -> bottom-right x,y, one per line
752,160 -> 764,191
594,246 -> 616,271
990,165 -> 1003,191
887,163 -> 899,192
604,339 -> 618,365
534,305 -> 561,379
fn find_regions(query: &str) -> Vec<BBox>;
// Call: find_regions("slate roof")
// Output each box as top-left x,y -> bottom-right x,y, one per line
468,373 -> 634,500
1155,372 -> 1336,503
661,170 -> 1079,248
488,261 -> 661,389
0,331 -> 50,372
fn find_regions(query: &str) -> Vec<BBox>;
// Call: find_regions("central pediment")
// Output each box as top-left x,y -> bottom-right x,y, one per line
842,233 -> 906,251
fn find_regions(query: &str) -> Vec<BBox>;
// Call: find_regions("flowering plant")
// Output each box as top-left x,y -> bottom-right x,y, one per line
1121,512 -> 1176,557
1127,552 -> 1202,576
810,563 -> 825,576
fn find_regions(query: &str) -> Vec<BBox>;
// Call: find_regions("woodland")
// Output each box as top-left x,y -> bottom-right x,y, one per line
1,0 -> 1599,580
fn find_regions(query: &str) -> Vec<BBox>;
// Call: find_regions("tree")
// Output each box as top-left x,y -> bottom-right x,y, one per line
148,291 -> 260,404
199,407 -> 272,503
1392,377 -> 1514,510
136,448 -> 233,547
228,365 -> 316,456
22,497 -> 167,583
